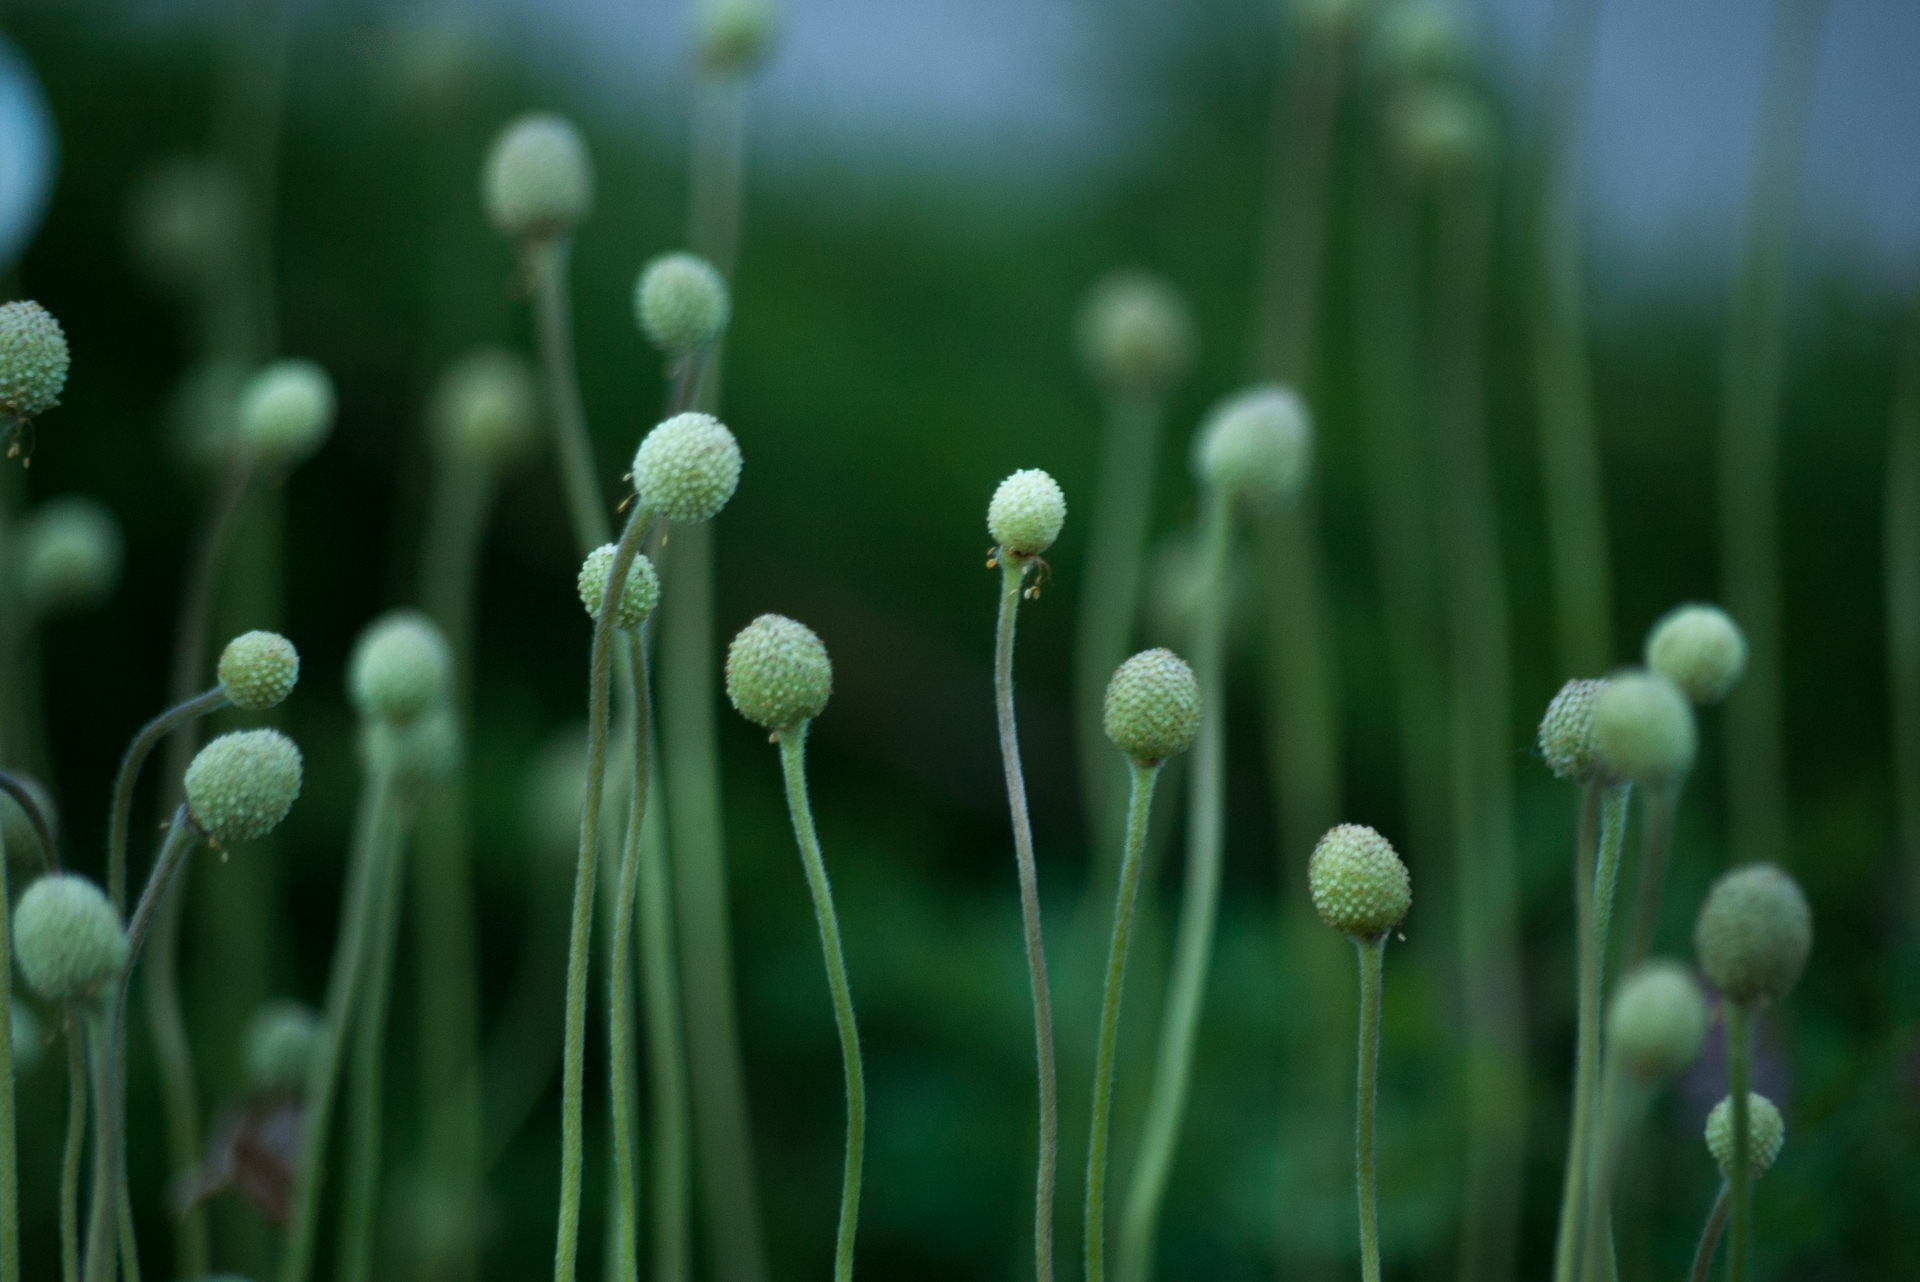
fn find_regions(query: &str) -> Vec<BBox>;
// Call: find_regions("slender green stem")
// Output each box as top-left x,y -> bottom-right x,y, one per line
1580,1057 -> 1647,1282
105,688 -> 227,912
0,825 -> 13,1282
1885,303 -> 1920,943
80,1015 -> 114,1282
637,753 -> 691,1282
1622,781 -> 1677,973
0,771 -> 57,872
59,1015 -> 82,1282
606,631 -> 656,1282
1726,1003 -> 1754,1282
529,236 -> 611,557
1592,785 -> 1629,980
1689,1182 -> 1732,1282
775,727 -> 864,1282
1553,780 -> 1604,1282
1353,935 -> 1386,1282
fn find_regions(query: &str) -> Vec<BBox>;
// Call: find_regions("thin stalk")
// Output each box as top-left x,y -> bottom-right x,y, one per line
1579,1059 -> 1650,1282
637,755 -> 691,1282
80,1015 -> 114,1282
0,771 -> 58,872
60,1015 -> 82,1282
774,727 -> 864,1282
1688,1182 -> 1731,1282
104,688 -> 227,912
1622,781 -> 1677,973
0,825 -> 12,1282
1353,935 -> 1387,1282
529,236 -> 612,557
1886,303 -> 1920,939
1725,1004 -> 1754,1282
606,631 -> 657,1282
1115,491 -> 1231,1282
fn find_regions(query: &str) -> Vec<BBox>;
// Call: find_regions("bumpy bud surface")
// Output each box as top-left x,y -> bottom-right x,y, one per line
243,999 -> 321,1093
0,300 -> 70,420
1607,959 -> 1708,1080
635,253 -> 731,354
1309,824 -> 1411,939
1593,670 -> 1696,782
1693,863 -> 1812,1005
1102,648 -> 1200,766
633,412 -> 742,522
13,874 -> 127,1002
726,614 -> 832,731
20,497 -> 122,616
431,348 -> 539,467
1388,83 -> 1496,176
695,0 -> 780,75
988,469 -> 1066,557
218,630 -> 300,712
1539,678 -> 1605,781
237,359 -> 336,466
1076,272 -> 1195,396
483,113 -> 593,239
185,729 -> 304,846
578,546 -> 660,629
1192,385 -> 1313,505
1705,1093 -> 1785,1179
1645,604 -> 1748,705
349,611 -> 454,723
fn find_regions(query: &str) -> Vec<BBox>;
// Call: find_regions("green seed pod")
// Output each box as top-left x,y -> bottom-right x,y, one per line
988,468 -> 1067,557
634,253 -> 731,354
1102,648 -> 1201,767
185,729 -> 305,847
237,359 -> 336,467
11,1001 -> 44,1076
349,611 -> 455,724
1539,677 -> 1605,782
12,873 -> 127,1002
19,497 -> 122,616
633,411 -> 742,522
577,545 -> 660,629
126,158 -> 244,291
726,613 -> 832,731
0,300 -> 70,421
1191,385 -> 1313,506
694,0 -> 780,75
1606,959 -> 1709,1080
0,773 -> 54,867
1388,82 -> 1497,177
1592,670 -> 1696,782
1645,603 -> 1748,705
1076,272 -> 1195,397
1693,863 -> 1812,1005
482,113 -> 594,240
431,347 -> 539,468
217,630 -> 300,712
243,999 -> 321,1093
1705,1092 -> 1785,1180
1308,823 -> 1411,940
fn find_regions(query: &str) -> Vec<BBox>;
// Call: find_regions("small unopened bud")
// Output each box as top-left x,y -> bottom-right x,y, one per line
1539,678 -> 1605,782
0,300 -> 70,422
19,497 -> 122,616
1705,1093 -> 1785,1180
1192,385 -> 1312,506
1102,648 -> 1200,767
1076,272 -> 1195,397
1645,604 -> 1747,705
237,359 -> 336,467
185,729 -> 305,847
1593,670 -> 1696,783
633,412 -> 742,522
483,113 -> 593,240
349,611 -> 454,724
1606,959 -> 1708,1080
988,469 -> 1066,557
431,348 -> 539,468
218,630 -> 300,712
726,614 -> 832,731
694,0 -> 780,75
243,999 -> 321,1093
12,873 -> 127,1002
635,253 -> 730,354
1693,863 -> 1811,1005
578,546 -> 660,629
1308,823 -> 1411,940
1388,82 -> 1497,177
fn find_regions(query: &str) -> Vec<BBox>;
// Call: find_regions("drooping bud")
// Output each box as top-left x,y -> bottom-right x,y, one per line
1102,648 -> 1201,767
482,113 -> 593,240
12,873 -> 127,1002
1606,959 -> 1709,1080
1705,1093 -> 1785,1180
634,253 -> 731,355
185,729 -> 305,847
237,359 -> 336,467
0,300 -> 70,421
243,999 -> 322,1093
1308,823 -> 1412,940
726,614 -> 832,732
1592,670 -> 1696,783
19,497 -> 122,616
1539,678 -> 1605,782
1645,604 -> 1747,705
1693,863 -> 1812,1005
988,469 -> 1066,558
349,611 -> 455,724
694,0 -> 780,75
431,348 -> 539,468
633,412 -> 742,522
1076,272 -> 1195,397
217,630 -> 300,712
578,546 -> 660,630
1191,385 -> 1312,506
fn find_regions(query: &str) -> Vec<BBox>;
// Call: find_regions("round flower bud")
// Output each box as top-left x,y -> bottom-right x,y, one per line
12,874 -> 127,1002
694,0 -> 780,75
634,253 -> 730,354
633,412 -> 742,522
1705,1093 -> 1785,1180
0,300 -> 70,421
1693,863 -> 1812,1005
1308,824 -> 1411,940
725,614 -> 831,731
237,359 -> 336,466
11,1001 -> 44,1076
19,497 -> 122,616
243,999 -> 321,1093
1,773 -> 54,867
1192,385 -> 1313,506
431,348 -> 539,468
1102,648 -> 1200,766
363,707 -> 465,792
185,729 -> 305,847
1539,678 -> 1605,782
988,469 -> 1066,557
349,611 -> 454,723
1606,959 -> 1709,1080
482,113 -> 593,240
217,630 -> 300,712
1592,670 -> 1696,783
578,546 -> 660,629
1388,83 -> 1497,177
1076,272 -> 1195,397
1645,604 -> 1747,705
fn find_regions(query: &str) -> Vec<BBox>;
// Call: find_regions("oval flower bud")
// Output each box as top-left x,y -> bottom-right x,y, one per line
19,497 -> 122,616
988,469 -> 1066,557
1592,670 -> 1696,783
634,253 -> 730,354
185,729 -> 305,847
1645,603 -> 1747,706
1076,272 -> 1195,397
243,999 -> 322,1093
13,873 -> 127,1002
431,347 -> 539,468
218,630 -> 300,712
578,545 -> 660,630
694,0 -> 780,75
1607,959 -> 1708,1080
1191,385 -> 1313,506
349,611 -> 455,724
1705,1092 -> 1785,1180
633,411 -> 742,522
1102,648 -> 1200,767
237,359 -> 336,466
725,613 -> 832,732
482,113 -> 593,240
0,300 -> 70,421
1693,863 -> 1812,1005
1308,823 -> 1411,940
1538,678 -> 1605,782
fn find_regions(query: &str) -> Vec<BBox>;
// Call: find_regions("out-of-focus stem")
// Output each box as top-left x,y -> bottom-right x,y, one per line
1622,780 -> 1678,973
1886,304 -> 1920,940
0,825 -> 12,1282
1689,1182 -> 1732,1282
606,631 -> 656,1282
1579,1056 -> 1651,1282
1353,936 -> 1386,1282
529,237 -> 612,558
1725,1004 -> 1754,1282
59,1015 -> 82,1282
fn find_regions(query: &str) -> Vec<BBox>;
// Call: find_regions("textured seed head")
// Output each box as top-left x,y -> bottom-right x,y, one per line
578,546 -> 660,630
127,158 -> 244,289
237,359 -> 336,466
633,412 -> 742,522
1706,1093 -> 1785,1179
1693,863 -> 1812,1005
1593,670 -> 1696,782
695,0 -> 780,75
1645,604 -> 1748,705
362,707 -> 464,792
1076,272 -> 1195,396
218,630 -> 300,712
1102,648 -> 1200,766
0,773 -> 54,868
635,253 -> 730,354
1607,959 -> 1709,1080
12,874 -> 127,1002
243,999 -> 321,1093
1192,385 -> 1312,506
0,300 -> 69,421
726,614 -> 831,731
185,729 -> 305,847
1309,824 -> 1411,939
1388,82 -> 1497,177
431,347 -> 539,467
19,497 -> 122,616
483,114 -> 593,240
11,1002 -> 43,1076
349,611 -> 455,724
1539,678 -> 1605,782
988,469 -> 1066,557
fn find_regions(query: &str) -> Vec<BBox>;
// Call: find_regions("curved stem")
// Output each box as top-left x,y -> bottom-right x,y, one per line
529,236 -> 611,558
1354,935 -> 1386,1282
1622,780 -> 1677,973
1726,1003 -> 1754,1282
0,771 -> 57,873
104,688 -> 227,912
1689,1181 -> 1732,1282
607,631 -> 656,1282
1580,1055 -> 1649,1282
59,1015 -> 82,1282
636,711 -> 691,1282
775,727 -> 864,1282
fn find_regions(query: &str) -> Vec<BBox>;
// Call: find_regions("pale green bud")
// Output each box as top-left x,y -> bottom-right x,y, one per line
237,359 -> 336,466
19,497 -> 122,616
185,729 -> 304,846
243,999 -> 321,1093
988,469 -> 1066,557
726,614 -> 832,731
1309,823 -> 1411,939
1645,604 -> 1747,705
695,0 -> 780,75
578,546 -> 659,630
1593,670 -> 1696,782
1705,1093 -> 1785,1179
1102,648 -> 1200,766
633,412 -> 742,522
0,300 -> 70,421
431,348 -> 539,467
1076,272 -> 1195,397
1192,385 -> 1312,505
635,253 -> 730,354
13,874 -> 127,1002
349,611 -> 454,723
1607,959 -> 1708,1080
1539,678 -> 1605,782
217,630 -> 300,712
1693,863 -> 1811,1005
483,113 -> 593,239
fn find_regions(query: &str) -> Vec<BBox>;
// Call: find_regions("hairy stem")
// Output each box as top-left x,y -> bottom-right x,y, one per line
1689,1182 -> 1732,1282
1622,780 -> 1677,974
529,236 -> 612,557
637,751 -> 691,1282
1553,779 -> 1603,1282
60,1015 -> 82,1282
105,688 -> 226,912
1726,1003 -> 1753,1282
1354,935 -> 1386,1282
606,631 -> 656,1282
